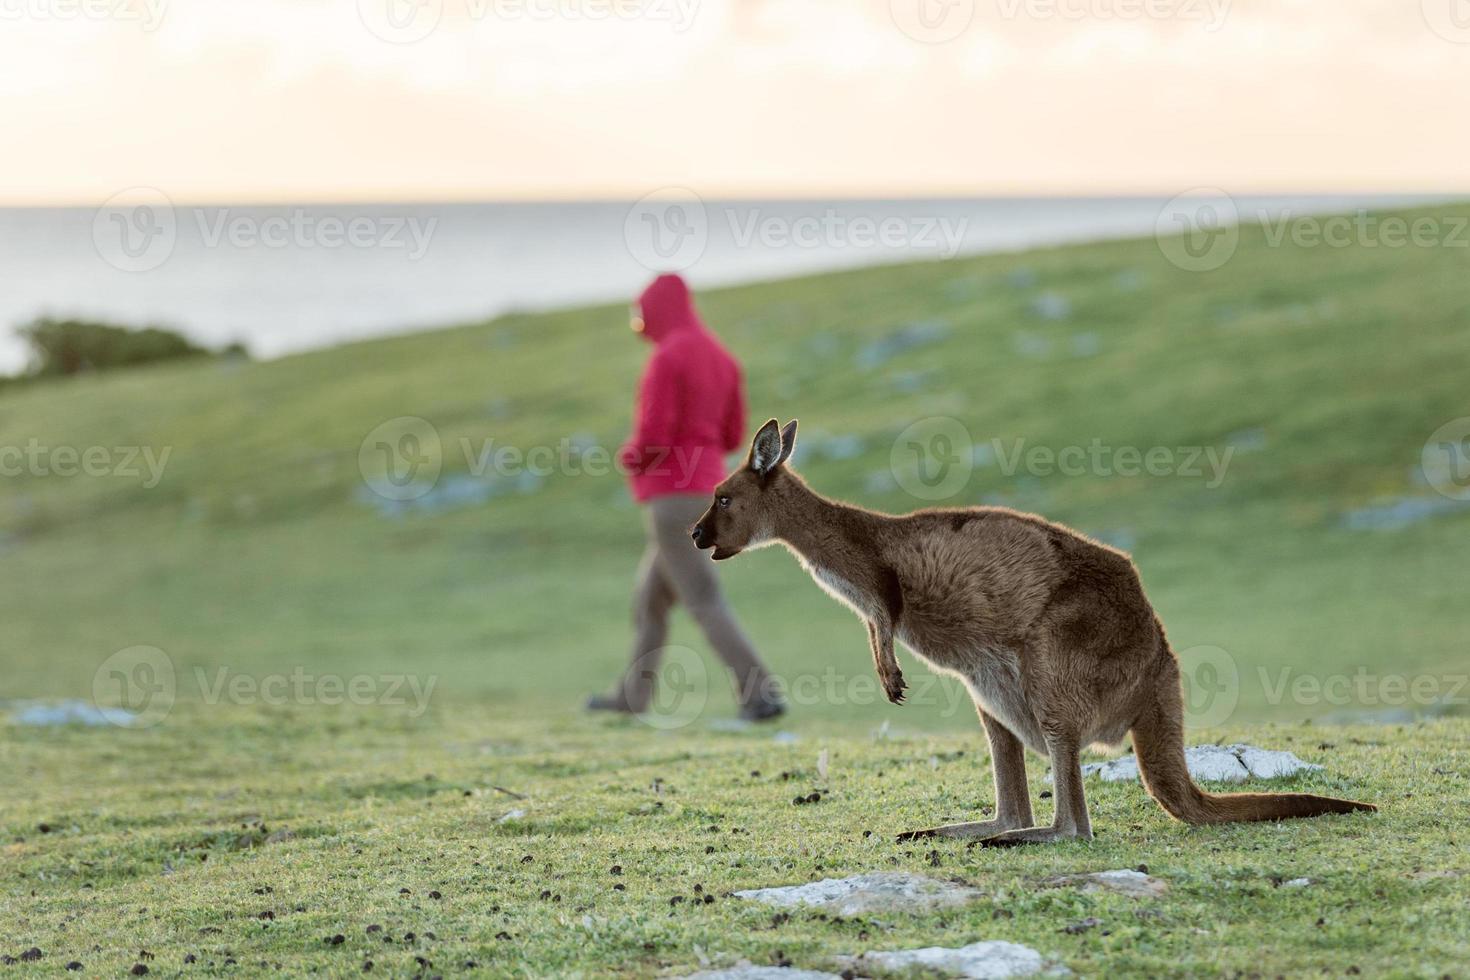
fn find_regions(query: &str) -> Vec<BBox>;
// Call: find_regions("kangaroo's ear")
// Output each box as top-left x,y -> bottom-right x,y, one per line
748,419 -> 784,476
776,419 -> 799,467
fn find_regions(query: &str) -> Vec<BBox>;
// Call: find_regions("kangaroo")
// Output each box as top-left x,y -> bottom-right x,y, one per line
692,419 -> 1376,845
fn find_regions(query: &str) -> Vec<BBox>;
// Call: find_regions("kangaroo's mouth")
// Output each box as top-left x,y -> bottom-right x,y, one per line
710,546 -> 740,561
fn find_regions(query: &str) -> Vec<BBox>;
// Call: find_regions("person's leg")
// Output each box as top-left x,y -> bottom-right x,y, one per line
648,495 -> 781,717
588,518 -> 677,713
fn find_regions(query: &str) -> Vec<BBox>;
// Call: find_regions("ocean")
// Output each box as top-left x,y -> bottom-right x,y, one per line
0,194 -> 1433,374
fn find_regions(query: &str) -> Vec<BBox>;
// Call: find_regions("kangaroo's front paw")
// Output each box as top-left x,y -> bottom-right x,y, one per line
882,670 -> 907,705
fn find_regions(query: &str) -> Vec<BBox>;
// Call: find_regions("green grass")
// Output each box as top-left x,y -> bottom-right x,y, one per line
5,709 -> 1468,976
4,203 -> 1470,975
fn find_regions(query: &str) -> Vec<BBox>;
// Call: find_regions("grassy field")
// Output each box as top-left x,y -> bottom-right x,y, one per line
6,709 -> 1469,976
4,203 -> 1470,975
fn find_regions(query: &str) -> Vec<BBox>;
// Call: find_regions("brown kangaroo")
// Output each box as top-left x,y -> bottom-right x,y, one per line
692,419 -> 1375,845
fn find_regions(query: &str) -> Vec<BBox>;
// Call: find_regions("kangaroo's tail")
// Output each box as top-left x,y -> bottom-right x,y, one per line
1130,645 -> 1376,824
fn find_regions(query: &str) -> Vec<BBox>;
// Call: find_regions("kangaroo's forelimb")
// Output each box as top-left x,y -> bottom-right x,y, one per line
867,617 -> 906,705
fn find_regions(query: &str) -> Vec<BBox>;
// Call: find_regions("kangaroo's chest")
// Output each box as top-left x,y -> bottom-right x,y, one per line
803,561 -> 874,618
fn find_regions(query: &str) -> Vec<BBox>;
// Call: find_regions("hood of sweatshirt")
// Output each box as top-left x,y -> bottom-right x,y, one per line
636,274 -> 703,343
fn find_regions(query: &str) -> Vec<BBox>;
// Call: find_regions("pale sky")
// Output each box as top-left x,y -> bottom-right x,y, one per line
3,0 -> 1469,204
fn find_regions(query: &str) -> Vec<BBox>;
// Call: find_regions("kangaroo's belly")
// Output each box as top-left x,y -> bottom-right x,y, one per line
898,632 -> 1048,755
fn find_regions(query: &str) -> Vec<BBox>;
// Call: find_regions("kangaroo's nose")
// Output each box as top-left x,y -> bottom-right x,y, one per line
691,525 -> 705,545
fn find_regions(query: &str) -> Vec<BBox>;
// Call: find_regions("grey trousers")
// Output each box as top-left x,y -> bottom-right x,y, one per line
618,494 -> 773,710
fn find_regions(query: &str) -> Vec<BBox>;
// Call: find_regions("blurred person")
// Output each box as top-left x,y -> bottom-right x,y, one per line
586,274 -> 784,722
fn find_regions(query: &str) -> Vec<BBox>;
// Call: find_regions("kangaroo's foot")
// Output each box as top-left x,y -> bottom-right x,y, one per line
896,818 -> 1016,843
970,826 -> 1095,848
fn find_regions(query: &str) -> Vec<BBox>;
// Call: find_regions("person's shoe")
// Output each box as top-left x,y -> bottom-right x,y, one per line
739,696 -> 787,723
585,692 -> 642,715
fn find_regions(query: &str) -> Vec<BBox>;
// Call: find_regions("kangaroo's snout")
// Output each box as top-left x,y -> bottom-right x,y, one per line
690,523 -> 708,547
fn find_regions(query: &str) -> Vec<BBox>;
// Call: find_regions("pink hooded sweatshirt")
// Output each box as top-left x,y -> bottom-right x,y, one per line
618,275 -> 746,503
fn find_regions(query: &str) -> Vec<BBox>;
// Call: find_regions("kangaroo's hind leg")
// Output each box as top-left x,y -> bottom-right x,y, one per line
974,728 -> 1093,846
897,708 -> 1034,842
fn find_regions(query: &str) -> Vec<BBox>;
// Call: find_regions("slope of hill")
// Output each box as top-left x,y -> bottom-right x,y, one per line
4,203 -> 1468,728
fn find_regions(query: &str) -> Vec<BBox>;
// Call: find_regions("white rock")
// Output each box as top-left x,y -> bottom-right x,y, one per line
1067,744 -> 1323,785
1232,744 -> 1323,779
841,940 -> 1054,979
1044,869 -> 1167,898
1282,877 -> 1313,888
734,873 -> 985,915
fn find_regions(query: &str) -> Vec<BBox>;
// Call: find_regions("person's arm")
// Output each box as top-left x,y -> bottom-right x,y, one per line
618,350 -> 680,474
722,363 -> 747,454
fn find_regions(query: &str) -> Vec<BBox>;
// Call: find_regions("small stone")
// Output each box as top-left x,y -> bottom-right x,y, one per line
839,940 -> 1051,978
1043,869 -> 1168,898
735,873 -> 984,915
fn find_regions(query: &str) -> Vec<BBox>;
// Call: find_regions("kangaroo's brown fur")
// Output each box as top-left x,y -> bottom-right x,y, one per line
692,420 -> 1376,845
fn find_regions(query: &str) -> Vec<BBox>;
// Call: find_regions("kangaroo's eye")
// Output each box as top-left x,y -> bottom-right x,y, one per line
717,496 -> 731,509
